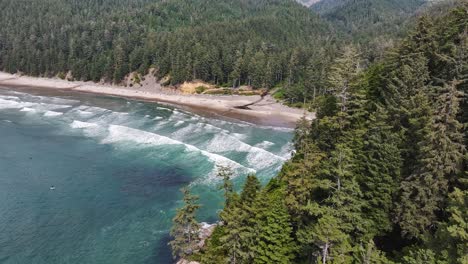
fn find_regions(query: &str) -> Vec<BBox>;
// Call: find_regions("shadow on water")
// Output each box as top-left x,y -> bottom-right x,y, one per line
146,233 -> 173,264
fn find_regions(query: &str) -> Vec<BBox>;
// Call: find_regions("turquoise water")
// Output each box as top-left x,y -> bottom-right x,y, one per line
0,87 -> 293,264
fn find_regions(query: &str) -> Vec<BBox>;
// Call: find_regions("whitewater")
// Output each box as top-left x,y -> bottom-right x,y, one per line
0,87 -> 293,263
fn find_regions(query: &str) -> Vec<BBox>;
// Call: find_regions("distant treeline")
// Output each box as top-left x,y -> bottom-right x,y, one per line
0,0 -> 337,93
1,0 -> 446,106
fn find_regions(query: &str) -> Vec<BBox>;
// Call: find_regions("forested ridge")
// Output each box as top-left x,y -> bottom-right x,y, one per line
0,1 -> 467,262
1,0 -> 446,106
171,2 -> 468,263
310,0 -> 431,62
0,0 -> 336,93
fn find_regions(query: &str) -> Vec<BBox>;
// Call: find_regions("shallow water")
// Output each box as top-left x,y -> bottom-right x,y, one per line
0,87 -> 293,264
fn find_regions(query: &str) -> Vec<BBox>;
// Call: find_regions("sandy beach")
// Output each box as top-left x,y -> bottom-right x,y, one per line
0,72 -> 314,127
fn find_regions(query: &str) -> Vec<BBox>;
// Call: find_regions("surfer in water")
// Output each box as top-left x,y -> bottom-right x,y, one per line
50,185 -> 56,190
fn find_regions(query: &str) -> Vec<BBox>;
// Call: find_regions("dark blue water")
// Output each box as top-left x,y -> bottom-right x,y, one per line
0,87 -> 293,264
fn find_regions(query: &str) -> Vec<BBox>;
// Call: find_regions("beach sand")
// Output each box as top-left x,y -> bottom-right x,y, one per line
0,72 -> 314,127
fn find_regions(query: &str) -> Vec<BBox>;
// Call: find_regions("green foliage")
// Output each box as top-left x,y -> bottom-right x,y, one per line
312,0 -> 427,61
358,106 -> 401,236
0,0 -> 332,88
198,3 -> 468,264
195,86 -> 207,94
354,240 -> 394,264
240,174 -> 261,205
169,188 -> 201,260
217,165 -> 234,209
200,226 -> 227,264
250,188 -> 296,264
432,186 -> 468,264
402,248 -> 447,264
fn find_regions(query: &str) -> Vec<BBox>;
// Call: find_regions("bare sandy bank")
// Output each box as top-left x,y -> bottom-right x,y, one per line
0,72 -> 315,128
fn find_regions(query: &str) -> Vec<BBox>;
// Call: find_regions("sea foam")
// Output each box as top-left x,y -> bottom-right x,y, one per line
44,111 -> 63,117
70,120 -> 99,129
0,98 -> 33,109
102,125 -> 254,173
204,133 -> 286,170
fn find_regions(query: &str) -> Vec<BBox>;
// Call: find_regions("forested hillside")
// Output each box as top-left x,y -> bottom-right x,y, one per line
311,0 -> 427,60
0,0 -> 337,90
172,3 -> 468,263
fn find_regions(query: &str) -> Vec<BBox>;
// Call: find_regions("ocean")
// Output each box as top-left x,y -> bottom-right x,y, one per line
0,87 -> 293,264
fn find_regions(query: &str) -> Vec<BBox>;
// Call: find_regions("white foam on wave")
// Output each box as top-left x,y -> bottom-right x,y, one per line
174,121 -> 185,127
205,133 -> 286,170
171,123 -> 199,139
45,97 -> 79,105
0,95 -> 20,100
0,98 -> 33,109
156,106 -> 171,111
258,125 -> 294,132
70,120 -> 98,129
87,110 -> 132,126
44,111 -> 63,117
202,123 -> 230,134
20,107 -> 36,112
279,142 -> 294,160
103,125 -> 180,146
37,103 -> 72,110
231,132 -> 247,140
254,141 -> 275,149
77,110 -> 94,116
0,97 -> 72,113
77,105 -> 109,113
70,120 -> 102,137
66,105 -> 107,118
102,125 -> 254,173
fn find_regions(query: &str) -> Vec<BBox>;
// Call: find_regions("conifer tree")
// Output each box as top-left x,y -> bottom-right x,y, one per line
240,174 -> 261,205
299,212 -> 352,264
280,142 -> 327,221
434,186 -> 468,264
169,188 -> 201,260
327,45 -> 361,116
217,165 -> 234,208
251,188 -> 297,264
359,106 -> 401,235
402,249 -> 442,264
354,240 -> 393,264
219,200 -> 252,264
396,81 -> 465,239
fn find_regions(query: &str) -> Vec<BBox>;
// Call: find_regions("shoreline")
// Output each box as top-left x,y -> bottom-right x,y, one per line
0,72 -> 314,128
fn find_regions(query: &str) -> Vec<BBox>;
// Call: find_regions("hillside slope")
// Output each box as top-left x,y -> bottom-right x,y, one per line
310,0 -> 427,60
0,0 -> 332,88
192,2 -> 468,263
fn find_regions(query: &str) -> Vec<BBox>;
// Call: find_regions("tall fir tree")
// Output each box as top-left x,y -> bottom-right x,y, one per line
169,188 -> 201,260
251,187 -> 297,264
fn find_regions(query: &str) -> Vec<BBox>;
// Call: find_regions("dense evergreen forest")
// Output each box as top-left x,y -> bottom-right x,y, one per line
171,2 -> 468,264
0,0 -> 336,95
312,0 -> 426,50
0,0 -> 466,262
0,0 -> 447,106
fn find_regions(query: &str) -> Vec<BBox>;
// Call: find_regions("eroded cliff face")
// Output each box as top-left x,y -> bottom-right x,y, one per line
175,222 -> 217,264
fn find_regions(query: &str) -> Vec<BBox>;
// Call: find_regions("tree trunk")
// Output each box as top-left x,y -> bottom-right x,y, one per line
322,242 -> 329,264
